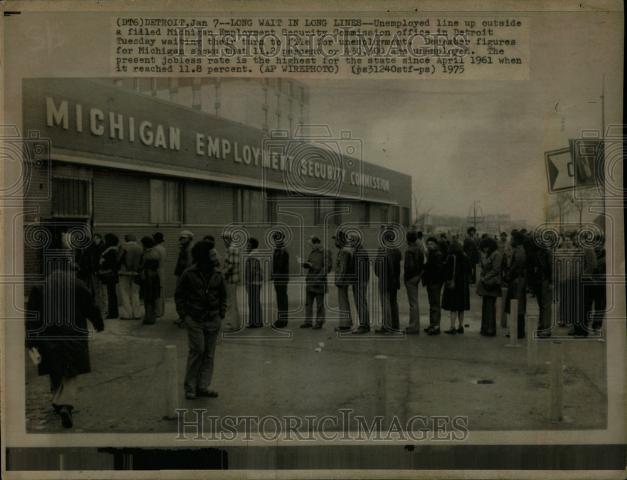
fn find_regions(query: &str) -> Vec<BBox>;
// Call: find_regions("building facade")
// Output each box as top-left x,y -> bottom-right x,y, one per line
107,77 -> 309,134
22,78 -> 412,297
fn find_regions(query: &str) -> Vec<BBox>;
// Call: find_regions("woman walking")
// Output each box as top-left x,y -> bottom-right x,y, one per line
139,236 -> 161,325
442,241 -> 471,334
477,237 -> 503,336
26,258 -> 104,429
98,233 -> 120,319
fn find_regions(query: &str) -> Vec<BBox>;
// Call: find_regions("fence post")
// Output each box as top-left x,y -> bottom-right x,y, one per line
164,345 -> 179,420
505,299 -> 520,348
549,341 -> 564,422
527,315 -> 538,371
499,286 -> 509,329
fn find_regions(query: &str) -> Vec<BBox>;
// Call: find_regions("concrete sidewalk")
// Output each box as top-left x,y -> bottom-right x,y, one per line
25,281 -> 607,433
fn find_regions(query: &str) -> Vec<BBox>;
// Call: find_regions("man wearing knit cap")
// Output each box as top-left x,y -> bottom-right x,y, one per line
174,230 -> 194,326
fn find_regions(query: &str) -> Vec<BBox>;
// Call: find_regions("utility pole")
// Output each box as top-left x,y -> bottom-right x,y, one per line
601,73 -> 605,137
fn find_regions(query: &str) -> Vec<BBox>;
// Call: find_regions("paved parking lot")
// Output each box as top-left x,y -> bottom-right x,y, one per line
25,279 -> 607,433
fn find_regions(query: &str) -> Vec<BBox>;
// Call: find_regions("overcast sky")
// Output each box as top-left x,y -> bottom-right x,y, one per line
303,12 -> 622,225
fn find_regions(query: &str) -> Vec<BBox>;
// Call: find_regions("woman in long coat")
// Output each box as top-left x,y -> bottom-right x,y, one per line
26,262 -> 104,428
476,237 -> 503,336
442,241 -> 471,334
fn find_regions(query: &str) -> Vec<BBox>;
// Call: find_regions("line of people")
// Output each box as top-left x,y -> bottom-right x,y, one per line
27,224 -> 608,422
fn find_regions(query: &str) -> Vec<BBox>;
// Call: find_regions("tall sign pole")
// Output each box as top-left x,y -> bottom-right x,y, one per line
601,73 -> 605,137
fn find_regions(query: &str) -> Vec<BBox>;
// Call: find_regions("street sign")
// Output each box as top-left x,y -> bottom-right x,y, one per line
545,147 -> 574,193
569,138 -> 604,188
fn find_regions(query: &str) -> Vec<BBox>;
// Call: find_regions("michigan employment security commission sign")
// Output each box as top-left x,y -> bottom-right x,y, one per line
22,78 -> 411,205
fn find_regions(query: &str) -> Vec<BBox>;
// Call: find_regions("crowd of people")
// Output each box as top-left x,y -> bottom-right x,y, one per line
25,223 -> 606,426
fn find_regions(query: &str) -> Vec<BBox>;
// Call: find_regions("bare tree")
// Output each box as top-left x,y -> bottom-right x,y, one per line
412,194 -> 433,230
550,191 -> 573,230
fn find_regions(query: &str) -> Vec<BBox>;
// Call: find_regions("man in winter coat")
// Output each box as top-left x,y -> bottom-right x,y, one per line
174,230 -> 194,326
271,231 -> 290,328
423,237 -> 446,335
529,241 -> 553,337
505,231 -> 527,339
117,234 -> 143,319
175,241 -> 227,400
334,230 -> 354,332
300,236 -> 332,329
404,230 -> 425,334
375,226 -> 402,334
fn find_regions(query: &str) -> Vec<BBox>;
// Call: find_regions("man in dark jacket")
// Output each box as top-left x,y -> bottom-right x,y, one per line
530,242 -> 553,337
244,237 -> 263,328
175,241 -> 227,400
271,231 -> 290,328
174,230 -> 195,326
350,233 -> 371,334
404,230 -> 425,334
334,230 -> 354,332
77,233 -> 105,297
301,236 -> 332,329
505,231 -> 527,339
375,226 -> 402,334
26,260 -> 104,429
423,236 -> 445,335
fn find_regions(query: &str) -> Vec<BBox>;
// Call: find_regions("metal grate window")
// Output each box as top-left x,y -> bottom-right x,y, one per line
234,188 -> 266,223
51,177 -> 91,217
150,179 -> 183,224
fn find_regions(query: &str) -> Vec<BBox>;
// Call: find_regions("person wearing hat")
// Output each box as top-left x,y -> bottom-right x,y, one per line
300,235 -> 332,329
334,230 -> 354,332
422,236 -> 446,335
174,230 -> 194,326
271,230 -> 290,328
404,230 -> 425,334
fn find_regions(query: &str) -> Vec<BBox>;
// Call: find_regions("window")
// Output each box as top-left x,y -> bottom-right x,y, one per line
401,207 -> 411,227
150,179 -> 183,223
234,188 -> 265,222
314,198 -> 338,225
52,177 -> 91,217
